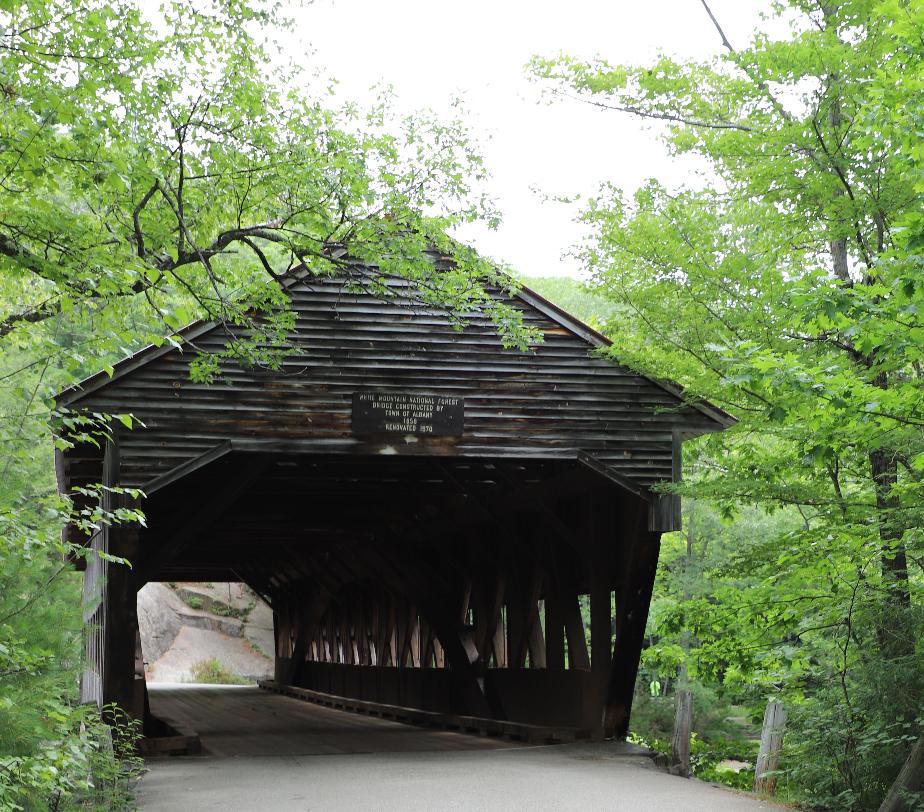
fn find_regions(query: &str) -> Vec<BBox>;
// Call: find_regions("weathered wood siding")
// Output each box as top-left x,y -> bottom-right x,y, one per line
62,273 -> 718,490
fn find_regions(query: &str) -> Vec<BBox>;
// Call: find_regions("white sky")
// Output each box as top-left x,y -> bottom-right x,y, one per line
287,0 -> 776,278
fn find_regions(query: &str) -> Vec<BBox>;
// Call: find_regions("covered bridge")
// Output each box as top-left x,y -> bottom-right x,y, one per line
55,263 -> 731,742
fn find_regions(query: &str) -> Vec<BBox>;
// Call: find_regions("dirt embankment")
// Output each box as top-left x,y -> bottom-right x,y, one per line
138,582 -> 274,683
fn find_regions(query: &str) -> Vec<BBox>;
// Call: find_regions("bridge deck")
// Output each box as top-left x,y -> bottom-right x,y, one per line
147,684 -> 522,757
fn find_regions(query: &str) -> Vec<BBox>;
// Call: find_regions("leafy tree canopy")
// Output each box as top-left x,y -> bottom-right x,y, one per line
533,1 -> 924,808
0,1 -> 524,806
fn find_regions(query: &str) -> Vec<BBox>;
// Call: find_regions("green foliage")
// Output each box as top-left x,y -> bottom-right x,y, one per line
628,729 -> 760,793
209,600 -> 254,620
0,703 -> 142,811
244,639 -> 267,659
785,669 -> 924,810
518,276 -> 625,332
189,659 -> 250,686
535,1 -> 924,808
0,396 -> 143,808
0,0 -> 518,807
184,596 -> 203,611
0,0 -> 536,357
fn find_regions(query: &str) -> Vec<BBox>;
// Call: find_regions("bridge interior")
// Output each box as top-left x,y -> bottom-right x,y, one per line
147,684 -> 519,757
105,448 -> 660,742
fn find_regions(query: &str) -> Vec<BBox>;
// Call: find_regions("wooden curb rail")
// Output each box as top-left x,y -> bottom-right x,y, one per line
138,717 -> 202,757
258,680 -> 592,745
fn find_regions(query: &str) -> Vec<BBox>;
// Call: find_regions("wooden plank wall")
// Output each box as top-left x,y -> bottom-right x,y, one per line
61,273 -> 716,493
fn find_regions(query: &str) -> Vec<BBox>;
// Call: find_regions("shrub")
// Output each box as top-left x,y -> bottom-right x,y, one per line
189,659 -> 249,685
209,601 -> 242,618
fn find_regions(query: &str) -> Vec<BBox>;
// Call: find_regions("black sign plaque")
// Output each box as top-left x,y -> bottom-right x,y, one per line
352,392 -> 464,437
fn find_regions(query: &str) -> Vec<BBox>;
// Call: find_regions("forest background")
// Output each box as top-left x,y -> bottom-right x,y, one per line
1,1 -> 923,810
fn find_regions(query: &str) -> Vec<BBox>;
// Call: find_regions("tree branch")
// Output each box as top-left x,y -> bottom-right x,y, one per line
132,182 -> 159,259
552,89 -> 753,132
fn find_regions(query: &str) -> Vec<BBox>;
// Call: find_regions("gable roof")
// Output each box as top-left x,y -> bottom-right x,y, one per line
55,267 -> 734,430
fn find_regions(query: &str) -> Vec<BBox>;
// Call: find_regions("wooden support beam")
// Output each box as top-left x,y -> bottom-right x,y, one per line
591,576 -> 612,675
99,437 -> 147,725
527,602 -> 547,669
506,576 -> 525,669
604,507 -> 663,738
138,457 -> 271,581
285,589 -> 330,686
386,599 -> 397,666
422,618 -> 432,668
492,611 -> 508,668
545,581 -> 565,671
408,611 -> 420,668
427,607 -> 495,718
340,610 -> 352,665
352,599 -> 366,666
563,593 -> 590,671
509,564 -> 543,669
475,573 -> 505,663
104,528 -> 143,720
370,595 -> 381,666
433,635 -> 445,668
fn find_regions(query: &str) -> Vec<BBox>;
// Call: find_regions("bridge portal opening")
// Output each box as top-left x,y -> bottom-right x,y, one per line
126,452 -> 653,738
137,581 -> 274,686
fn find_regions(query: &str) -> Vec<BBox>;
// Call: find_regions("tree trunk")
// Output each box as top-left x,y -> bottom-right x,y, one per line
754,698 -> 786,794
869,447 -> 912,657
878,734 -> 924,812
670,687 -> 693,777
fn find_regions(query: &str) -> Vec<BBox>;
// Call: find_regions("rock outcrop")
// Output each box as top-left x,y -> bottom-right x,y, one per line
137,582 -> 274,683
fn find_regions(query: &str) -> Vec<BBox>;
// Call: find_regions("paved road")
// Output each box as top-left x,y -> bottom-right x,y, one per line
139,686 -> 789,811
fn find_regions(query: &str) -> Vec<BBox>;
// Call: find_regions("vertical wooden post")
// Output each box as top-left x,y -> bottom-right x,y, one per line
670,688 -> 693,777
603,503 -> 662,738
370,596 -> 380,666
754,698 -> 786,794
586,491 -> 611,677
544,589 -> 565,671
506,575 -> 525,668
340,611 -> 350,664
562,593 -> 590,670
387,598 -> 397,666
590,578 -> 611,674
483,566 -> 507,668
527,600 -> 546,668
352,599 -> 366,665
99,435 -> 145,724
103,527 -> 142,720
492,609 -> 507,668
408,608 -> 420,668
419,616 -> 431,667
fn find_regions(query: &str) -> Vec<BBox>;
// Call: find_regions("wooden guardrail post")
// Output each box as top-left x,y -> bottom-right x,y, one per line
754,698 -> 786,794
670,688 -> 693,777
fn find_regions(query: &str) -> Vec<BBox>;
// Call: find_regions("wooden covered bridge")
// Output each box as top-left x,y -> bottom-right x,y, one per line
55,263 -> 730,744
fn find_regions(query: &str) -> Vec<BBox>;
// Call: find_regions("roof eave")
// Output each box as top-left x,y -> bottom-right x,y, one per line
514,282 -> 736,431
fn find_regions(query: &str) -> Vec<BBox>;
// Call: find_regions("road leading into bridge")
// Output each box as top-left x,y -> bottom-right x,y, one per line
139,685 -> 790,811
